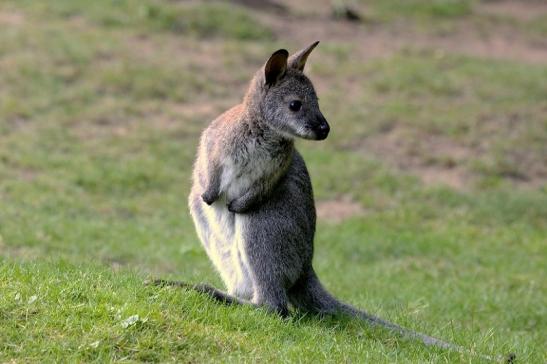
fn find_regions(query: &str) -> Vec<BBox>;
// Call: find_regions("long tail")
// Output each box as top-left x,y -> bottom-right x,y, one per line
290,271 -> 515,363
338,302 -> 457,350
339,302 -> 515,363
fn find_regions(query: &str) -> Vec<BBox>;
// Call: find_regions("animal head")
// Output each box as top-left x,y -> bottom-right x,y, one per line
247,41 -> 330,141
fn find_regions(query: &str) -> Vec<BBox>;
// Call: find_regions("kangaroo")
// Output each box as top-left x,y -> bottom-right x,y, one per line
153,42 -> 514,363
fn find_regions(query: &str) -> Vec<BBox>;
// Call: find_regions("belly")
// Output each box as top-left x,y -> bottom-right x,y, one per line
189,193 -> 254,299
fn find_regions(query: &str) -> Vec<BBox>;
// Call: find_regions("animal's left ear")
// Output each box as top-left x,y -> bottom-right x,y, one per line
288,41 -> 320,72
265,49 -> 289,87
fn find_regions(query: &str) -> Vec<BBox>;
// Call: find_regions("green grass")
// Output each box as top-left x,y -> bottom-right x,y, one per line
9,0 -> 272,39
1,0 -> 546,362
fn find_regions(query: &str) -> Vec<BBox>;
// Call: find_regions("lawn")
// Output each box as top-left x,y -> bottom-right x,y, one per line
0,0 -> 546,362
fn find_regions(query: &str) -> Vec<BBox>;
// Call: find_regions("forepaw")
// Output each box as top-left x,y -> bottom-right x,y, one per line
201,191 -> 219,205
227,198 -> 248,213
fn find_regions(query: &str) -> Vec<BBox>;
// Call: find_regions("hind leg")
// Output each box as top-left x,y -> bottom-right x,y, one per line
150,279 -> 253,306
250,280 -> 290,318
149,279 -> 289,318
288,269 -> 378,323
288,269 -> 343,316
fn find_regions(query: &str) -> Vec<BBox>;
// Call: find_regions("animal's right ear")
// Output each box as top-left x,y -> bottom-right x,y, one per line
288,41 -> 319,72
264,49 -> 288,87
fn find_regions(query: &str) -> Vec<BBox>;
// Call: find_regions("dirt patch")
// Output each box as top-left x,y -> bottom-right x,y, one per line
316,196 -> 364,223
477,0 -> 547,21
420,26 -> 547,64
357,126 -> 473,189
0,9 -> 25,26
417,166 -> 469,190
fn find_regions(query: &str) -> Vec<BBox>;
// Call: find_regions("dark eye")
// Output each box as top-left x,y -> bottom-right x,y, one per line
289,100 -> 302,112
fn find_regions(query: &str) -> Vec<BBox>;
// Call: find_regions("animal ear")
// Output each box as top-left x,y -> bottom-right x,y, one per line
288,41 -> 319,71
264,49 -> 288,86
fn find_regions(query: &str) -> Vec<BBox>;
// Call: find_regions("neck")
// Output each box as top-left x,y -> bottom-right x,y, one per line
241,76 -> 294,154
236,111 -> 292,159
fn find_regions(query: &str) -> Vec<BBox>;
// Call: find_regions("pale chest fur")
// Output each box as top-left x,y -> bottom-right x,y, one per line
219,137 -> 287,202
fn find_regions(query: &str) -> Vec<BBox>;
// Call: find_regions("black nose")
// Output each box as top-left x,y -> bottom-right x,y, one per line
315,117 -> 330,140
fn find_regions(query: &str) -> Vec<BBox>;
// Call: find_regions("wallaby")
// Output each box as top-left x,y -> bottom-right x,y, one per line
153,42 -> 514,363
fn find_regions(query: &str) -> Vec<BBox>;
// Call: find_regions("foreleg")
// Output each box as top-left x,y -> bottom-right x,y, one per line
201,161 -> 222,205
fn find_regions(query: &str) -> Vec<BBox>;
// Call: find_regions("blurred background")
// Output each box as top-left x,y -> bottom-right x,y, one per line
1,0 -> 546,362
